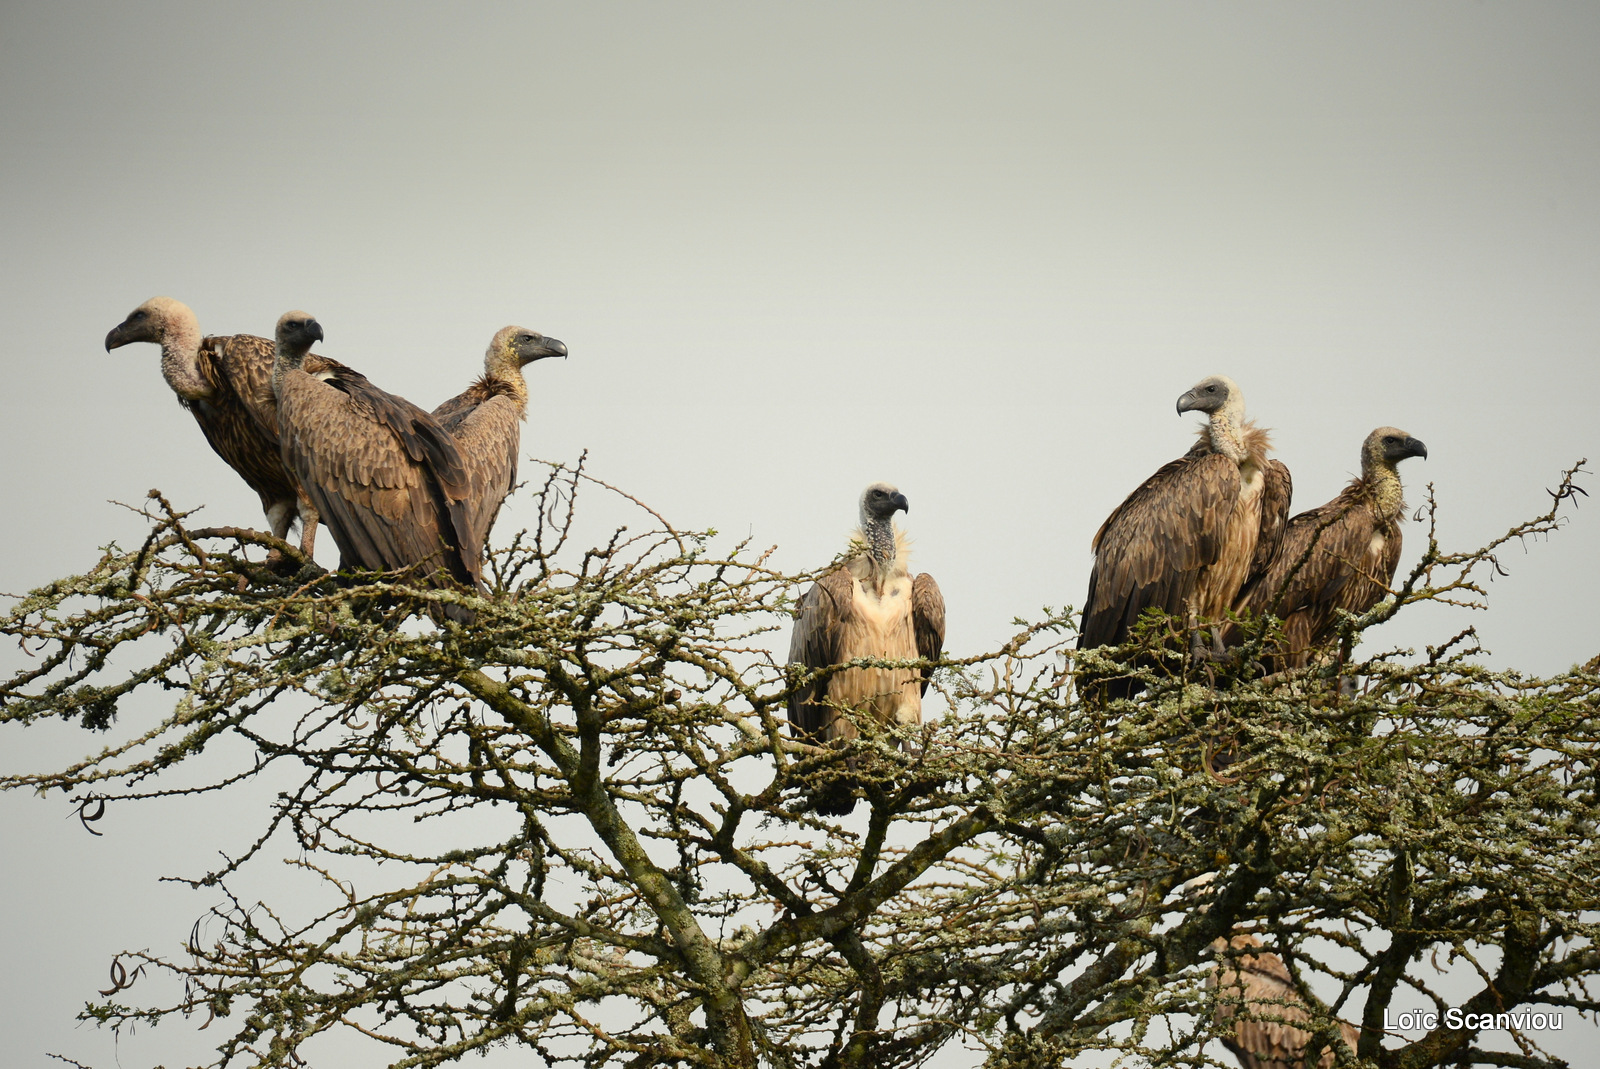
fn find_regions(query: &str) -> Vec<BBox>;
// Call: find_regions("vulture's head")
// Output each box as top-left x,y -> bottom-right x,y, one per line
1175,374 -> 1243,419
105,296 -> 197,352
1364,426 -> 1428,470
274,311 -> 324,367
487,325 -> 568,374
859,482 -> 910,526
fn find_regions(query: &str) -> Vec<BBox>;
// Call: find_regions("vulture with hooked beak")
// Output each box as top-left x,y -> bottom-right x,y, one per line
270,311 -> 481,620
1231,426 -> 1426,672
787,483 -> 946,816
432,325 -> 567,554
105,296 -> 362,557
1079,375 -> 1292,685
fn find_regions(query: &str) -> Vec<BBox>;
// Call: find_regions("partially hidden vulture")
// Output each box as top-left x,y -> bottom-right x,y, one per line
1232,427 -> 1426,672
105,296 -> 360,557
431,325 -> 567,555
1211,934 -> 1362,1069
1079,375 -> 1292,686
787,482 -> 945,815
270,311 -> 481,622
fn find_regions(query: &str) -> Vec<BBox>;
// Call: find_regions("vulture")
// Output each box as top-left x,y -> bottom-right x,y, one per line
1078,375 -> 1292,687
270,311 -> 481,621
1211,934 -> 1362,1069
1232,427 -> 1426,671
431,325 -> 567,554
787,483 -> 946,816
105,296 -> 360,557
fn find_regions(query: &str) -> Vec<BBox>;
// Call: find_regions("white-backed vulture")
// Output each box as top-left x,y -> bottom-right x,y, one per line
1079,375 -> 1292,685
105,296 -> 360,557
1232,427 -> 1426,672
270,312 -> 481,621
431,325 -> 567,554
1211,934 -> 1362,1069
787,483 -> 946,816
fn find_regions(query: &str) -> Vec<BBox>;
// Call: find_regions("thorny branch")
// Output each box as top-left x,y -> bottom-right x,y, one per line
2,461 -> 1598,1068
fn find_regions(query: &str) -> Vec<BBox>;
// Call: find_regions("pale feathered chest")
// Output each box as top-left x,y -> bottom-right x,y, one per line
844,554 -> 915,647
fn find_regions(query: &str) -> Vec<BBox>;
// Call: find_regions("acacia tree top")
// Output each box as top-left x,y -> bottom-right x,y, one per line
2,461 -> 1597,1069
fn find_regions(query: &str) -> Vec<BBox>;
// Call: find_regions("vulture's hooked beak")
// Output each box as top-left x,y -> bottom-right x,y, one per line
308,320 -> 325,345
1175,389 -> 1198,416
104,322 -> 132,352
891,491 -> 910,514
522,336 -> 568,364
1404,437 -> 1428,460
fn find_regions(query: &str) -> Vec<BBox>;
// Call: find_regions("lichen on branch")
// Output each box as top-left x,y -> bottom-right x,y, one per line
2,460 -> 1597,1069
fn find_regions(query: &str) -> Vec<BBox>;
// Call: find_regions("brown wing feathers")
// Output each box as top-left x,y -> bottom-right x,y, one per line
187,343 -> 297,511
431,376 -> 497,431
432,378 -> 521,557
786,567 -> 856,739
1234,482 -> 1404,671
270,313 -> 482,621
1230,428 -> 1424,669
1248,459 -> 1294,585
911,573 -> 946,696
293,376 -> 479,585
1080,447 -> 1242,650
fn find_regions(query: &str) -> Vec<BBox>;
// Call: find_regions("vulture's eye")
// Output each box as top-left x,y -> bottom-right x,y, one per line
520,334 -> 535,343
1384,436 -> 1398,445
1205,385 -> 1216,392
131,310 -> 147,320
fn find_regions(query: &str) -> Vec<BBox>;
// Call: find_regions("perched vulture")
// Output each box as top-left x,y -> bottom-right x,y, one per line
1211,934 -> 1362,1069
1232,427 -> 1426,671
787,483 -> 946,815
1079,375 -> 1292,684
431,325 -> 567,554
270,311 -> 481,621
105,296 -> 360,557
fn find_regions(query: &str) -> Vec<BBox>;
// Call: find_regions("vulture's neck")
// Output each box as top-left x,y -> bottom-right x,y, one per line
486,362 -> 531,417
1363,462 -> 1406,524
1205,407 -> 1248,463
271,346 -> 311,394
854,519 -> 907,591
1201,413 -> 1272,473
159,319 -> 211,402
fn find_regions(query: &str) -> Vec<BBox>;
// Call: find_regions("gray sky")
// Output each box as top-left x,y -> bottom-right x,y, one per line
2,4 -> 1597,1066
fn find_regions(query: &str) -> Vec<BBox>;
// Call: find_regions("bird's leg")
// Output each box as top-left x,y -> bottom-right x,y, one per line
297,492 -> 320,559
263,500 -> 295,571
264,500 -> 294,542
892,701 -> 923,757
1187,610 -> 1227,665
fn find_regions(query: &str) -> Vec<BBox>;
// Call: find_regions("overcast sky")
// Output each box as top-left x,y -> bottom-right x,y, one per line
2,4 -> 1597,1066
